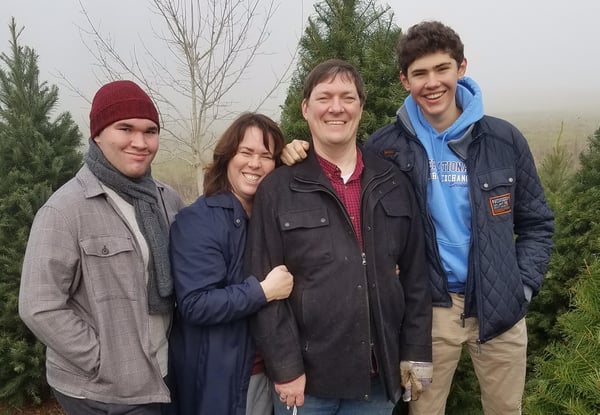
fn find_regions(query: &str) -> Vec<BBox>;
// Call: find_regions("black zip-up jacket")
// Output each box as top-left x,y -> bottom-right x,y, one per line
246,148 -> 431,403
366,108 -> 554,342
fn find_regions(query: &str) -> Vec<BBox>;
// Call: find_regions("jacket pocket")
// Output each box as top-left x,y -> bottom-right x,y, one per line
278,208 -> 334,269
46,347 -> 98,379
477,168 -> 515,219
379,194 -> 411,257
80,235 -> 138,301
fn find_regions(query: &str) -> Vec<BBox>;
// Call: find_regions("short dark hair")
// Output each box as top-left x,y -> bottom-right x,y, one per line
203,112 -> 284,196
303,59 -> 366,106
397,21 -> 464,75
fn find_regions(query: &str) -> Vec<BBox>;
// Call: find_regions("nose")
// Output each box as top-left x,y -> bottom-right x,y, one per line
328,96 -> 344,113
247,154 -> 261,168
130,131 -> 148,149
425,73 -> 441,88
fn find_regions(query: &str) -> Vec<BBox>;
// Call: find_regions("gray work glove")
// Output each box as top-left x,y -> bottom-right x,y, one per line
400,360 -> 433,402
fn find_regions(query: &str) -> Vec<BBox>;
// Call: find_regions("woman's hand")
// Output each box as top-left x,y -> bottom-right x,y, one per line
260,265 -> 293,301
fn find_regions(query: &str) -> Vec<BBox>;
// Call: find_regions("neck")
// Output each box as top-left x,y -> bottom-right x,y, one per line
313,141 -> 357,176
240,199 -> 252,217
425,103 -> 462,133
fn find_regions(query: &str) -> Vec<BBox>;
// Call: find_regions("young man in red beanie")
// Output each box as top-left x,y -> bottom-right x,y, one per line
19,80 -> 184,414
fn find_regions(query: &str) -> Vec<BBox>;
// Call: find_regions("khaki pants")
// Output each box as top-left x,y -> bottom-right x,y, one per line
410,293 -> 527,415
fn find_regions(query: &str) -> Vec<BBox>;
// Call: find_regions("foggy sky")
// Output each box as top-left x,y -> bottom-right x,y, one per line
2,0 -> 599,132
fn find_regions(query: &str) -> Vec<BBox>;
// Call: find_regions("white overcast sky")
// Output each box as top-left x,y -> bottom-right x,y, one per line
2,0 -> 599,133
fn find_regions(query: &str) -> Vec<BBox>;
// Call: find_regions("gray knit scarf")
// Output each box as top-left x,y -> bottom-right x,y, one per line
84,139 -> 172,314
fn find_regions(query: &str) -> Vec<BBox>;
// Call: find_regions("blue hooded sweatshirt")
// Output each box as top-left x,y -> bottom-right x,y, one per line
403,77 -> 484,292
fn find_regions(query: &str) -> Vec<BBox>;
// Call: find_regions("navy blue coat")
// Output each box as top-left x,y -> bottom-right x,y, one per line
167,192 -> 267,415
367,109 -> 554,342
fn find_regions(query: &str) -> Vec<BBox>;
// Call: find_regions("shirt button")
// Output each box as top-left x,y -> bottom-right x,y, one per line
284,222 -> 290,228
101,246 -> 109,255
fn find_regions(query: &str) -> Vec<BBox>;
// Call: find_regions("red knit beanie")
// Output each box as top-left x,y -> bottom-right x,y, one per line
89,80 -> 159,138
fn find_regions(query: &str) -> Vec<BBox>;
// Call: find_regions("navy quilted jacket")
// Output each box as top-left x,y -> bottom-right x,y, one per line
366,108 -> 554,342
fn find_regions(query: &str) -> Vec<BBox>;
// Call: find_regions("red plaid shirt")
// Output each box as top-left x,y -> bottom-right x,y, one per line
316,148 -> 364,249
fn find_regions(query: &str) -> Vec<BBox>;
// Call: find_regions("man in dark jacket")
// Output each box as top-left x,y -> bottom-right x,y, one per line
282,21 -> 554,415
246,59 -> 432,414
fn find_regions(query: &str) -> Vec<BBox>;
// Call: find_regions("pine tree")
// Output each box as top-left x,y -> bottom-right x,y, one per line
525,124 -> 575,375
279,0 -> 405,142
527,126 -> 599,370
524,126 -> 600,413
524,260 -> 600,414
0,18 -> 82,408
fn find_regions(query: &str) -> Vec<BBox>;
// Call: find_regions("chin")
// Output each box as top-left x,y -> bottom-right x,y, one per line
125,170 -> 148,179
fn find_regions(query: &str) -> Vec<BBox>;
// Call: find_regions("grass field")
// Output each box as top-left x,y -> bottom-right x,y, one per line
495,109 -> 600,164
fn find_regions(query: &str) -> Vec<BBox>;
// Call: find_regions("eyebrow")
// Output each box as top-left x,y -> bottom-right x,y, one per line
410,61 -> 453,75
239,145 -> 272,155
115,121 -> 158,132
313,90 -> 357,98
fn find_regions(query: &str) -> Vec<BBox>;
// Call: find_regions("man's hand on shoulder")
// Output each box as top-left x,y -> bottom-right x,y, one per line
281,140 -> 310,166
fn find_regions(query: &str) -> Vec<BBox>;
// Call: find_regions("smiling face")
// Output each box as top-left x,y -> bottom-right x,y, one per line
93,118 -> 159,178
400,51 -> 467,132
227,125 -> 276,212
301,73 -> 363,153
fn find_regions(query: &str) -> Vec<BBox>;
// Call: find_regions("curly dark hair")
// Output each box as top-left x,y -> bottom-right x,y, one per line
397,21 -> 464,74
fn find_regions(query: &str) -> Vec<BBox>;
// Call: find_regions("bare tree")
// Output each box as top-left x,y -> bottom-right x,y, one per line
76,0 -> 298,195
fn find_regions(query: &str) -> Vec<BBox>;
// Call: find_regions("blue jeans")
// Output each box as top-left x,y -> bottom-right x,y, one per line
272,377 -> 394,415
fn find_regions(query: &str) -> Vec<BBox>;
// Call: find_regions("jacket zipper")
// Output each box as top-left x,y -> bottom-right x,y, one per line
296,166 -> 393,381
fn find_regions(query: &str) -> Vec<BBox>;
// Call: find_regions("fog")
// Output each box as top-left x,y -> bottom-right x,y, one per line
3,0 -> 600,131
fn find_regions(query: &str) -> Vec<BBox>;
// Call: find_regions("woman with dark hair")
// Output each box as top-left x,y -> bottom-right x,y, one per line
168,113 -> 292,415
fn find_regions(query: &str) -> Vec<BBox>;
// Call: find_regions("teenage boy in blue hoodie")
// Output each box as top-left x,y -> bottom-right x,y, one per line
281,20 -> 554,415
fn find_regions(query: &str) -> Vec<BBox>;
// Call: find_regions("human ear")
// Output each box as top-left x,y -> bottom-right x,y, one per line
301,99 -> 309,120
458,58 -> 467,78
400,72 -> 410,92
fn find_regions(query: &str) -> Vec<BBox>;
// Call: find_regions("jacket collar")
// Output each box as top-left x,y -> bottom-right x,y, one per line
447,124 -> 476,160
291,143 -> 392,186
205,191 -> 248,219
291,146 -> 328,183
